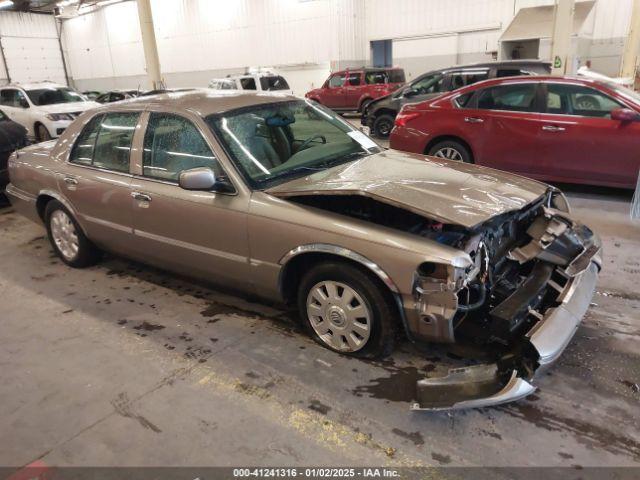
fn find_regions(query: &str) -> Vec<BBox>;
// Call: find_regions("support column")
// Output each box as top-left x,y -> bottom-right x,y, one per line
550,0 -> 575,75
136,0 -> 163,89
620,0 -> 640,81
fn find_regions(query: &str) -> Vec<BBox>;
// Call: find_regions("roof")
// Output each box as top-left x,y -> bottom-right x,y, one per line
445,75 -> 615,94
500,1 -> 595,41
4,82 -> 67,90
109,89 -> 299,117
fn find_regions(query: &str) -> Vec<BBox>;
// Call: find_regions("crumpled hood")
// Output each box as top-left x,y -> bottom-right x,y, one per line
266,149 -> 549,229
37,101 -> 100,114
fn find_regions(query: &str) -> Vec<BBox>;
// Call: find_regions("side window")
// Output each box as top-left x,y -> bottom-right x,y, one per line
346,72 -> 361,86
454,92 -> 474,108
546,84 -> 623,118
0,89 -> 15,106
15,90 -> 28,107
477,84 -> 537,112
70,114 -> 103,166
329,74 -> 345,88
240,77 -> 257,90
365,71 -> 387,84
449,70 -> 490,90
142,113 -> 222,182
92,112 -> 139,172
411,74 -> 445,95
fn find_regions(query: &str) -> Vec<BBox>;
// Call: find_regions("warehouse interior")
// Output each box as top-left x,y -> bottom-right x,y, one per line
0,0 -> 638,477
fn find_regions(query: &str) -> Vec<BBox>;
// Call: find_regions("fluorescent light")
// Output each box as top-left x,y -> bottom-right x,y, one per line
57,0 -> 79,6
0,1 -> 14,9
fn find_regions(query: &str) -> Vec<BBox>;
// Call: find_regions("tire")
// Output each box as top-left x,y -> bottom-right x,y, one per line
45,200 -> 101,268
36,124 -> 52,143
427,140 -> 472,163
373,114 -> 395,138
297,261 -> 396,358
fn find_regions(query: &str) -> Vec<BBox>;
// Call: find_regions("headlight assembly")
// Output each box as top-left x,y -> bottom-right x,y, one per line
45,113 -> 74,121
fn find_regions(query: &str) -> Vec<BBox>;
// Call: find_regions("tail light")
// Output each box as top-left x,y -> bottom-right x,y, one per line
395,111 -> 421,127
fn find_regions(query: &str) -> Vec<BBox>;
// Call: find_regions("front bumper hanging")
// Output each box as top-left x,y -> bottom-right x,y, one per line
412,212 -> 601,411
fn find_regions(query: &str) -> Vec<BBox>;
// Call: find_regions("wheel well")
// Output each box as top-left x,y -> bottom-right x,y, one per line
36,194 -> 55,221
424,135 -> 474,161
279,252 -> 401,319
373,108 -> 396,119
358,97 -> 373,112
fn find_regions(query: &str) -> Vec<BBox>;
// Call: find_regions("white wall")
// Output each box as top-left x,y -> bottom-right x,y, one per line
60,0 -> 635,91
0,11 -> 67,86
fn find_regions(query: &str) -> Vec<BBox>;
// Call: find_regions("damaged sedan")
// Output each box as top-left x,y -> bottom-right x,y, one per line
6,91 -> 601,409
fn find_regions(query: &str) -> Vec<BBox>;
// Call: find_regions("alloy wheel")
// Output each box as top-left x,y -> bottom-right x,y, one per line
433,147 -> 463,161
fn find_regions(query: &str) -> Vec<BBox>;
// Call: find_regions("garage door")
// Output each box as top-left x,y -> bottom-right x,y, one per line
1,35 -> 67,85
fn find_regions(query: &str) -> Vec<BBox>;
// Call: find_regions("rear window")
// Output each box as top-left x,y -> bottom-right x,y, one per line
260,75 -> 290,91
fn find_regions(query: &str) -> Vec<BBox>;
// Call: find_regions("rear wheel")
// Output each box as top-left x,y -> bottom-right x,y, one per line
427,140 -> 472,163
297,262 -> 396,358
45,200 -> 101,268
373,114 -> 395,138
36,124 -> 52,142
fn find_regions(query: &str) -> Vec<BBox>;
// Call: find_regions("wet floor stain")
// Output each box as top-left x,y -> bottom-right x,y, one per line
133,321 -> 166,332
352,363 -> 425,403
558,452 -> 574,460
391,428 -> 424,446
111,392 -> 161,433
497,402 -> 640,460
308,399 -> 331,415
619,379 -> 639,393
431,452 -> 451,464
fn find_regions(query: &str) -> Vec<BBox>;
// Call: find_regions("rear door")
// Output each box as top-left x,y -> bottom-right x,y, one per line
61,111 -> 139,253
343,71 -> 363,109
537,82 -> 640,187
460,82 -> 546,176
129,111 -> 251,288
0,89 -> 31,134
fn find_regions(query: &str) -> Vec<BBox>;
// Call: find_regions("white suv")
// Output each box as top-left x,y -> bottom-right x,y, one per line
209,73 -> 293,95
0,82 -> 100,142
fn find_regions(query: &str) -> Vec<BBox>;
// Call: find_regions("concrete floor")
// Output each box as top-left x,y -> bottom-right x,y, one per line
1,152 -> 639,469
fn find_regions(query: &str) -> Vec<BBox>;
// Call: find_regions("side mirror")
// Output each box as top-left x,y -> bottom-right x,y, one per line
179,167 -> 216,191
610,107 -> 640,122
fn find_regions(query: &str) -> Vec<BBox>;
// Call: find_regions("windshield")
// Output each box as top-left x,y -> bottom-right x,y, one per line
260,76 -> 290,91
605,81 -> 640,105
26,87 -> 86,106
207,100 -> 382,189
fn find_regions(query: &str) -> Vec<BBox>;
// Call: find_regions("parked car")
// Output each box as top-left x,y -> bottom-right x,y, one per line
95,90 -> 140,103
0,109 -> 28,192
138,88 -> 196,97
6,91 -> 600,409
209,73 -> 293,94
0,83 -> 100,142
390,76 -> 640,189
363,60 -> 551,137
82,91 -> 102,101
306,67 -> 406,113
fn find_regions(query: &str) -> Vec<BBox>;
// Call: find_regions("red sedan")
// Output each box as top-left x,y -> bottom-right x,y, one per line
390,76 -> 640,189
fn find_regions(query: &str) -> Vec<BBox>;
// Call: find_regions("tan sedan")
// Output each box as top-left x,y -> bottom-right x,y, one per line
6,91 -> 601,409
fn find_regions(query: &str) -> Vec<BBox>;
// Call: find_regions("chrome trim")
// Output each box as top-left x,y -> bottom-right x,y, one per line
134,229 -> 247,263
5,184 -> 35,202
411,371 -> 536,411
278,243 -> 400,294
82,214 -> 132,234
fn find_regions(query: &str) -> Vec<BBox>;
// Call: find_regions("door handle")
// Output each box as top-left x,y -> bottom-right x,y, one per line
464,117 -> 484,124
542,125 -> 566,132
63,176 -> 78,190
131,191 -> 152,202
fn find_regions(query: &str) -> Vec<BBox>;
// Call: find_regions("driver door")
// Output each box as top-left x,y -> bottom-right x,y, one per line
130,111 -> 251,289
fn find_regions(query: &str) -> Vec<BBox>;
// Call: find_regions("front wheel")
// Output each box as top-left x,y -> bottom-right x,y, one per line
427,140 -> 472,163
45,200 -> 101,268
373,114 -> 395,138
297,262 -> 396,358
36,124 -> 52,142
